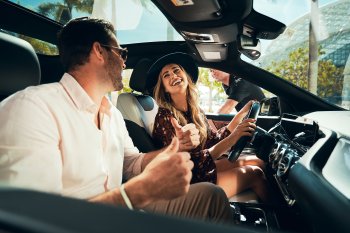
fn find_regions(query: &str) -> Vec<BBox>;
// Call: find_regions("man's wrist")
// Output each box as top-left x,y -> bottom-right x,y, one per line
122,176 -> 153,209
120,184 -> 134,210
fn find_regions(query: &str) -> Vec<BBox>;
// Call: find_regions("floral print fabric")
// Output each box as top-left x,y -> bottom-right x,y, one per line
152,107 -> 231,184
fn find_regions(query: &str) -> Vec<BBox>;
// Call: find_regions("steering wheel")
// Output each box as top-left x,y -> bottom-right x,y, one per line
227,101 -> 261,162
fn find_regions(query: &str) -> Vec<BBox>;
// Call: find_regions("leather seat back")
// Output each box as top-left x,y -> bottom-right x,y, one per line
0,32 -> 41,101
117,59 -> 160,152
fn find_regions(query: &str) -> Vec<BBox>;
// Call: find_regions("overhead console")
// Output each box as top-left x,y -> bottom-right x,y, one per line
152,0 -> 251,24
238,10 -> 286,60
151,0 -> 286,62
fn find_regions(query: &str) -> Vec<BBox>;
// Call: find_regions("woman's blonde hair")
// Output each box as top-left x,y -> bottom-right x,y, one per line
153,65 -> 208,146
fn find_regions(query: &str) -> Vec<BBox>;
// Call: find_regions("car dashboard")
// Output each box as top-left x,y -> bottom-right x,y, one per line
266,113 -> 321,206
277,111 -> 350,205
289,111 -> 350,233
235,110 -> 350,233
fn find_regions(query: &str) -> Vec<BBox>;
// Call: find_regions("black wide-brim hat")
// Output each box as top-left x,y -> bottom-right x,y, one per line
146,52 -> 198,92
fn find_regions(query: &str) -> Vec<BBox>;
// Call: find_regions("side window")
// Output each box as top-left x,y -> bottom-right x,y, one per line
197,68 -> 225,113
197,68 -> 273,114
251,1 -> 350,110
1,30 -> 58,55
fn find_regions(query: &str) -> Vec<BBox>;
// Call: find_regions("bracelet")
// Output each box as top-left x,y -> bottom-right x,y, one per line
120,184 -> 134,210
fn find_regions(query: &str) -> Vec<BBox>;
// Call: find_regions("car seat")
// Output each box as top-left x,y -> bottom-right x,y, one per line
117,58 -> 161,153
0,31 -> 41,101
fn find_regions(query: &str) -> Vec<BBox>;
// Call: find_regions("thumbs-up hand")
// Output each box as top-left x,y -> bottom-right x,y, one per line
171,117 -> 200,151
141,137 -> 193,201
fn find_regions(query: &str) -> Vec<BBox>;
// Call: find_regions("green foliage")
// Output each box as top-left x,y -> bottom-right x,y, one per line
197,68 -> 226,112
37,0 -> 93,24
266,47 -> 344,98
318,60 -> 344,98
19,35 -> 58,55
118,69 -> 133,94
197,68 -> 223,92
120,77 -> 133,94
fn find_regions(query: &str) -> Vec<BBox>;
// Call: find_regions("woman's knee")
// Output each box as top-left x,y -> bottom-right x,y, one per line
251,165 -> 264,177
255,158 -> 266,170
240,165 -> 265,182
238,155 -> 265,170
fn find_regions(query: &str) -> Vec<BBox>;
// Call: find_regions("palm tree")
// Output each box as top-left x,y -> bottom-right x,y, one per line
37,0 -> 93,24
308,0 -> 319,95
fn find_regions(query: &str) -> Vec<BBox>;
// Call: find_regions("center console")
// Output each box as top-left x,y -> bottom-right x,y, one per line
229,202 -> 310,232
228,114 -> 320,232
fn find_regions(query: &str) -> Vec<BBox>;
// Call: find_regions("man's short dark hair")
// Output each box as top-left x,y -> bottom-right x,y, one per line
57,17 -> 116,72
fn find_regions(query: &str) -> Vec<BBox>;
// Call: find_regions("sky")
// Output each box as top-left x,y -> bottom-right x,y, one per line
257,0 -> 338,23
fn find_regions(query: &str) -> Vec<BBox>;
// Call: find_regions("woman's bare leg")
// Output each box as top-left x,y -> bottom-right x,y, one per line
215,162 -> 270,202
235,154 -> 265,170
216,157 -> 265,171
218,155 -> 265,170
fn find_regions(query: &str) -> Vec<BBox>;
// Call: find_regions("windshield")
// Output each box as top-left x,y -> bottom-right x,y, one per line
10,0 -> 183,44
250,0 -> 350,110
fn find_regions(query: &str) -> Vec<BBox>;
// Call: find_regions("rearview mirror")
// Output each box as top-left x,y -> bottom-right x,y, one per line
237,34 -> 261,60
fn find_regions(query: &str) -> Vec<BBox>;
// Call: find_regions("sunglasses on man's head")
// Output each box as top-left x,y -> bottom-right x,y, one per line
100,44 -> 128,62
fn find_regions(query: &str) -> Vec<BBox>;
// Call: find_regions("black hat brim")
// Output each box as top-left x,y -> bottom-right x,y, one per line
146,52 -> 198,92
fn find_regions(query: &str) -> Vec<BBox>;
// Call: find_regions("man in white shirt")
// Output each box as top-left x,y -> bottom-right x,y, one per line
0,17 -> 232,223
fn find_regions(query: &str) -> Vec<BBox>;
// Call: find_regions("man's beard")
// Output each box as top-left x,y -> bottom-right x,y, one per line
106,55 -> 123,91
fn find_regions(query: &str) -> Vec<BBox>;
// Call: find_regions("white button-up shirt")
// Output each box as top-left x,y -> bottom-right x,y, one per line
0,73 -> 144,199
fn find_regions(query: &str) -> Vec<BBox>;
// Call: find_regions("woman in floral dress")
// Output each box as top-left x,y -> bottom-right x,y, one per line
147,52 -> 270,201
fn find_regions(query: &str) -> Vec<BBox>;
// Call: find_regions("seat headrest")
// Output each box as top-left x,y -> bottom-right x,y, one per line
0,32 -> 41,97
129,58 -> 152,94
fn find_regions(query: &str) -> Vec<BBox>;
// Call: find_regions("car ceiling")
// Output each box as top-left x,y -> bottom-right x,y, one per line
152,0 -> 285,63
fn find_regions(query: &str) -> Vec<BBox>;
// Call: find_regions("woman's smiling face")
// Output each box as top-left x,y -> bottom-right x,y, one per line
160,63 -> 189,95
